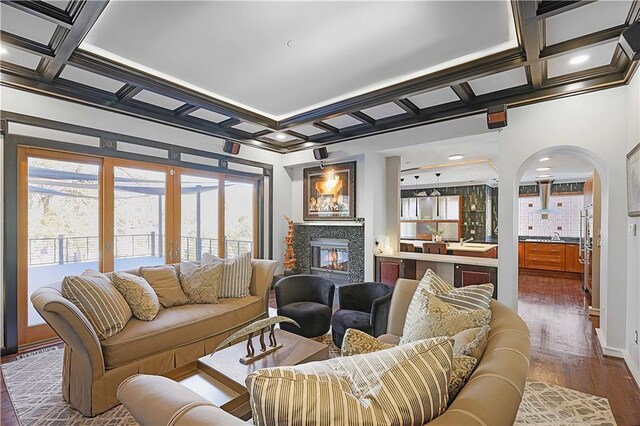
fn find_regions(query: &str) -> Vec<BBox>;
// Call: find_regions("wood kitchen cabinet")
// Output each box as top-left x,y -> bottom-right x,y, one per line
453,264 -> 498,298
524,242 -> 566,271
518,243 -> 525,268
375,257 -> 417,285
564,244 -> 583,273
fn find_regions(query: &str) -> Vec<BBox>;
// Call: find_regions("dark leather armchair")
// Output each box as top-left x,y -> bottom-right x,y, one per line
330,282 -> 393,347
274,275 -> 335,338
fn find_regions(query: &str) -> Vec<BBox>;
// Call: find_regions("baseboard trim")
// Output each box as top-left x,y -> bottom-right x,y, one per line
595,328 -> 625,358
588,307 -> 600,317
623,350 -> 640,388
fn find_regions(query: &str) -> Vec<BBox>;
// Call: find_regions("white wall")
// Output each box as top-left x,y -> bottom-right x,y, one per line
625,70 -> 640,384
0,87 -> 291,273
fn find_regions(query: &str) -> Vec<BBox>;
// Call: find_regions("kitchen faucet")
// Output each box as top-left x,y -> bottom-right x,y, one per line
551,232 -> 561,241
460,237 -> 474,246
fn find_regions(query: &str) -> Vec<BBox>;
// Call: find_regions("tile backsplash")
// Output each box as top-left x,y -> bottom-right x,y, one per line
518,194 -> 584,238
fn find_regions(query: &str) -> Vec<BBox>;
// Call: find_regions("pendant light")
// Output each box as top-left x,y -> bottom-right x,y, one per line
430,173 -> 442,217
414,175 -> 420,217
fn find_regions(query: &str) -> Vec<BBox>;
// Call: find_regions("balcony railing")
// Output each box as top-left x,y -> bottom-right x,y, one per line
28,233 -> 252,266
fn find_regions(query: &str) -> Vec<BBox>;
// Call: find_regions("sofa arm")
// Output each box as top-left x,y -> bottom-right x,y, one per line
118,374 -> 246,426
250,259 -> 278,300
31,287 -> 105,379
386,278 -> 420,337
371,292 -> 392,337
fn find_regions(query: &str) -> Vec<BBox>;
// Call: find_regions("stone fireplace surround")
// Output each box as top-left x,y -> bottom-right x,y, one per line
292,223 -> 365,283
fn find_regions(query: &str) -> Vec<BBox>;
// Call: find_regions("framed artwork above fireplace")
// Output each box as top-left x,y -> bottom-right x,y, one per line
303,161 -> 356,221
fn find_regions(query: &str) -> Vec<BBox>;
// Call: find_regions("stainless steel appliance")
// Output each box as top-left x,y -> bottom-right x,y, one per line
579,206 -> 593,293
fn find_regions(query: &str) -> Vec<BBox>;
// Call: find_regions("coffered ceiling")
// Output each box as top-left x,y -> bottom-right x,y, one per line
1,1 -> 639,153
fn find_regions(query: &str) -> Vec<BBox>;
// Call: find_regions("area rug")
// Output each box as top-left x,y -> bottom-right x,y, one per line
2,347 -> 617,425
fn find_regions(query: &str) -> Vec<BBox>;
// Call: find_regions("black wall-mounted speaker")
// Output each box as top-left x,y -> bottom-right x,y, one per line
313,147 -> 328,160
620,20 -> 640,61
487,105 -> 508,129
223,140 -> 241,155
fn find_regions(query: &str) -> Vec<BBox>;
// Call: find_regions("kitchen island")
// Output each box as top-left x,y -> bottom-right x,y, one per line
374,251 -> 498,297
401,240 -> 498,258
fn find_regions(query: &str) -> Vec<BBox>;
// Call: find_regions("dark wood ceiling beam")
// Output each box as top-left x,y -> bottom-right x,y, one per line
0,31 -> 55,58
450,83 -> 475,104
313,122 -> 340,134
349,111 -> 376,125
252,129 -> 272,138
39,0 -> 109,82
116,84 -> 142,101
69,50 -> 277,128
174,104 -> 199,117
278,47 -> 526,128
2,0 -> 74,28
284,130 -> 309,141
535,1 -> 596,20
540,25 -> 627,59
219,118 -> 241,128
393,99 -> 420,116
512,1 -> 543,89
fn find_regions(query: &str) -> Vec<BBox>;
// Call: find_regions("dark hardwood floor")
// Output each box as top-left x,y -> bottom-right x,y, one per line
2,273 -> 639,425
519,269 -> 640,426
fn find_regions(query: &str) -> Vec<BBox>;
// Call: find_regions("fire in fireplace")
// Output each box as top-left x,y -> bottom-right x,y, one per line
310,239 -> 349,284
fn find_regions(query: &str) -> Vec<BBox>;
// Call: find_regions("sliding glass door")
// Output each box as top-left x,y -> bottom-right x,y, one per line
18,147 -> 260,347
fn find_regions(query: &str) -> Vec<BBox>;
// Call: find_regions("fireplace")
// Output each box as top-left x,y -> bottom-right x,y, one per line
310,238 -> 349,285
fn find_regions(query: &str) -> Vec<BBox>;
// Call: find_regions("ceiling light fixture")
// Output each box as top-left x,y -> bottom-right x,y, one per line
448,154 -> 464,160
0,45 -> 7,55
569,55 -> 589,65
275,133 -> 287,140
536,167 -> 550,172
539,157 -> 550,162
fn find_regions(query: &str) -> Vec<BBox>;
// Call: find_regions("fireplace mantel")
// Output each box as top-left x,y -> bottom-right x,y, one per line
294,221 -> 364,227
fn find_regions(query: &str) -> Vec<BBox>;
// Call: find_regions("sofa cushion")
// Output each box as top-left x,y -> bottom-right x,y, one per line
101,296 -> 264,369
453,325 -> 491,360
330,309 -> 372,336
247,337 -> 453,426
179,261 -> 224,304
61,270 -> 132,340
400,290 -> 491,345
139,265 -> 189,308
203,252 -> 252,298
111,272 -> 160,321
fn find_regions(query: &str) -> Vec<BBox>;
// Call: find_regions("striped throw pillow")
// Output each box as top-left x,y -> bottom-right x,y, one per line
247,337 -> 453,426
203,252 -> 252,298
436,283 -> 494,310
420,269 -> 455,294
61,270 -> 132,340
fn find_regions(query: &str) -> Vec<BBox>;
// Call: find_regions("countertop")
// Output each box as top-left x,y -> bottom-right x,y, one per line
401,240 -> 498,253
375,251 -> 498,268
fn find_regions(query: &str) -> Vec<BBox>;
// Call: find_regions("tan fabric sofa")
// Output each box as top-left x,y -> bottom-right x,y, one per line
118,277 -> 531,425
31,259 -> 277,417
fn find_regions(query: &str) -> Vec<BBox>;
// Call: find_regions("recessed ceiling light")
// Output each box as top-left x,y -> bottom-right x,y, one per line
539,157 -> 550,162
536,167 -> 550,172
569,55 -> 589,65
537,174 -> 552,178
275,133 -> 287,140
0,45 -> 7,55
448,154 -> 464,160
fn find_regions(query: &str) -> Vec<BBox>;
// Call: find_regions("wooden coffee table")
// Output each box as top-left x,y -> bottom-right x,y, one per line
165,329 -> 329,419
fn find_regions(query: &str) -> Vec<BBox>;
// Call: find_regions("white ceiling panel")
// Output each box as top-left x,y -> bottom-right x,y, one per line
468,67 -> 528,95
132,90 -> 184,110
409,87 -> 460,109
82,1 -> 516,118
0,45 -> 42,69
545,1 -> 632,46
547,41 -> 617,78
59,65 -> 126,92
0,3 -> 58,45
289,124 -> 326,136
188,108 -> 229,123
323,115 -> 362,129
361,102 -> 406,120
232,122 -> 269,134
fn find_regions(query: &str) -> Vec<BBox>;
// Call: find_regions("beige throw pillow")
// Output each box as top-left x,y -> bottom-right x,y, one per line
453,325 -> 491,360
400,290 -> 491,345
247,337 -> 453,426
61,270 -> 132,340
436,284 -> 494,311
203,252 -> 252,298
179,261 -> 224,304
139,265 -> 189,308
420,269 -> 455,294
111,272 -> 160,321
